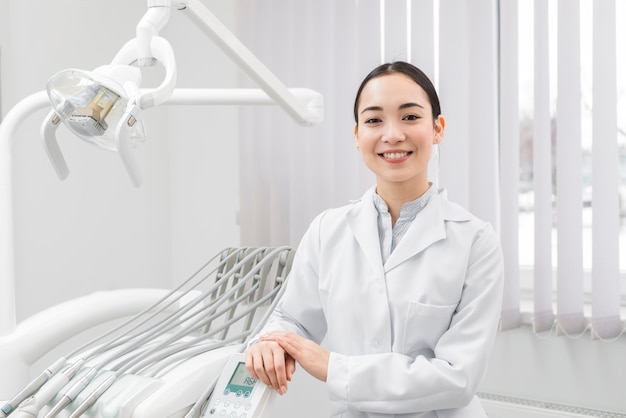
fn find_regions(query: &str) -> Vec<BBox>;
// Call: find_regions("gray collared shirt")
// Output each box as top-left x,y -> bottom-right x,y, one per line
373,185 -> 435,264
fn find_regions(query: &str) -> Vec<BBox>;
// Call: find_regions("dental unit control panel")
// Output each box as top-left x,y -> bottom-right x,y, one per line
203,353 -> 275,418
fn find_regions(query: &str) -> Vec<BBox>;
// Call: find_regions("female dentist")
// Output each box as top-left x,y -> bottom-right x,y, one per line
246,61 -> 504,417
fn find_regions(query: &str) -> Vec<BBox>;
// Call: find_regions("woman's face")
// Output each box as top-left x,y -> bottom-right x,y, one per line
354,73 -> 444,193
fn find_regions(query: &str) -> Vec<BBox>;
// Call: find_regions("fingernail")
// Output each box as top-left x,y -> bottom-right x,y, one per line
279,386 -> 287,395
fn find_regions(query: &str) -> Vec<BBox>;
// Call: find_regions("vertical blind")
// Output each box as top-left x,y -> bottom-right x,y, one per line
235,0 -> 624,340
590,0 -> 622,339
499,0 -> 624,339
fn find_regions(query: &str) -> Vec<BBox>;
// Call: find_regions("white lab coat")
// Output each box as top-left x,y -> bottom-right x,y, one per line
258,187 -> 504,417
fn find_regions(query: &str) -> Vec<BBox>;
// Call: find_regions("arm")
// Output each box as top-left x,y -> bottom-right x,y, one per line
245,213 -> 328,393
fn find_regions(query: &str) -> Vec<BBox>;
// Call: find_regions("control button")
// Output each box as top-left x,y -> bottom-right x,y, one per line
224,388 -> 231,395
208,408 -> 216,415
234,401 -> 241,409
224,400 -> 231,407
230,412 -> 237,418
245,403 -> 252,410
236,390 -> 243,397
243,391 -> 251,398
240,414 -> 247,418
219,410 -> 227,417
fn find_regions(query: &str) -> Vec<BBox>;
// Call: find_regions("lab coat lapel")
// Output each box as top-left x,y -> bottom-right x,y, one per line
383,191 -> 447,272
346,189 -> 385,274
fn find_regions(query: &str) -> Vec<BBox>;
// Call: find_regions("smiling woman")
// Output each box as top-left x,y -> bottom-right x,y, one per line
244,61 -> 504,418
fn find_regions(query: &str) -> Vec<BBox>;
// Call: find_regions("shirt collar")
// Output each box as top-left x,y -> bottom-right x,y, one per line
372,184 -> 435,222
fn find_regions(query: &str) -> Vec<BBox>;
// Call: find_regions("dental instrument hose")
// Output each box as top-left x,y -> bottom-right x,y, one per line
4,246 -> 291,418
67,249 -> 286,417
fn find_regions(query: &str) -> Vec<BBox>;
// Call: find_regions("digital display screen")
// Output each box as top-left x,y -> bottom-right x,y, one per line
226,362 -> 257,395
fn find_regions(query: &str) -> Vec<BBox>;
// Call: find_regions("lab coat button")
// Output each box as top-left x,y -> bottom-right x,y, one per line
372,338 -> 380,348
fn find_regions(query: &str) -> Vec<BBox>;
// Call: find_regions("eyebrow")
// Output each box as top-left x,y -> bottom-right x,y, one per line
360,102 -> 424,114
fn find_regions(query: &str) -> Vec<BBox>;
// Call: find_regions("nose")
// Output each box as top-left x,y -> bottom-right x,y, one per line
382,120 -> 405,144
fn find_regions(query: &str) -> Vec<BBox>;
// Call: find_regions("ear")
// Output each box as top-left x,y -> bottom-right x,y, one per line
354,124 -> 360,149
433,115 -> 445,144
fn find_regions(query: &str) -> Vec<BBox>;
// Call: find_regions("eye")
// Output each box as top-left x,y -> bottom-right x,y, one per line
403,114 -> 421,121
364,117 -> 382,124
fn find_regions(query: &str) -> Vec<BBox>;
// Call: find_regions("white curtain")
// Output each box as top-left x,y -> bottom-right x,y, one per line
235,0 -> 625,340
236,0 -> 377,247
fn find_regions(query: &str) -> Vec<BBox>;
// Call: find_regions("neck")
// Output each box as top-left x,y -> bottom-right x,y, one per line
376,181 -> 431,225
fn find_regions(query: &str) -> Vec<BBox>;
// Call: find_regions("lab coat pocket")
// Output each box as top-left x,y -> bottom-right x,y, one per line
402,301 -> 457,355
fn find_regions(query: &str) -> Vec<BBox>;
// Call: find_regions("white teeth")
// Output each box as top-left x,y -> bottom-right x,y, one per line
383,152 -> 408,159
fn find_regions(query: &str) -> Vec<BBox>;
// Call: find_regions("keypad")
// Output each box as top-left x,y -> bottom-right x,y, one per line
206,391 -> 253,417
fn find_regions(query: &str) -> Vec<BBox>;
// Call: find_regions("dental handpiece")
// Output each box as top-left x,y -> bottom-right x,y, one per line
0,357 -> 67,418
43,367 -> 98,418
67,374 -> 117,418
6,359 -> 84,418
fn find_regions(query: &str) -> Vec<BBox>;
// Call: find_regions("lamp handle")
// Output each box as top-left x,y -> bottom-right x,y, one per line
115,103 -> 144,188
40,110 -> 69,180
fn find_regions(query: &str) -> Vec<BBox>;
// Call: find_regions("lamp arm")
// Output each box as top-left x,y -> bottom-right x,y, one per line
178,0 -> 323,126
0,91 -> 51,337
136,0 -> 172,67
110,37 -> 177,110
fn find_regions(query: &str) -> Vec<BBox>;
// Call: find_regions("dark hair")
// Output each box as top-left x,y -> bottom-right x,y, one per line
353,61 -> 441,123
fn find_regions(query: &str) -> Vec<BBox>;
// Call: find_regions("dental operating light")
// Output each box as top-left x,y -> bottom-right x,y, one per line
42,35 -> 177,187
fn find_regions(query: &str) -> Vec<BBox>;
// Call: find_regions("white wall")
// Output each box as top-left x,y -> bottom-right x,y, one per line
480,324 -> 626,414
0,0 -> 241,323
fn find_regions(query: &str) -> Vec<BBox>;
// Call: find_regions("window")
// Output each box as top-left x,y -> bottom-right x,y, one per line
517,0 -> 626,282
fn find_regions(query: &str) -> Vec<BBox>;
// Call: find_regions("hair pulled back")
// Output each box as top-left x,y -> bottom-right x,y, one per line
353,61 -> 441,123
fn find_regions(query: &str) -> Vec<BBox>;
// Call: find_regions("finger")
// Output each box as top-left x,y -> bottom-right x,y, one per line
260,350 -> 281,390
269,348 -> 289,394
247,344 -> 278,388
285,355 -> 297,381
245,350 -> 258,379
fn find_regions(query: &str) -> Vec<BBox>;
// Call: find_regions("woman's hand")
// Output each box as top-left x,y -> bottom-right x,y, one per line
260,331 -> 329,382
246,339 -> 296,395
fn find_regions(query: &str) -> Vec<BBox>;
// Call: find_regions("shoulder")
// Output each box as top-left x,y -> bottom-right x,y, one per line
300,188 -> 375,247
435,189 -> 500,244
309,187 -> 374,227
436,189 -> 489,227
